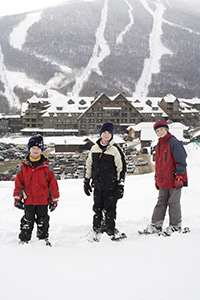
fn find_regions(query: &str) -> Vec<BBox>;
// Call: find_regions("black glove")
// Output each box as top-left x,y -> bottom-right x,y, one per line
49,201 -> 58,212
115,182 -> 124,199
14,200 -> 24,210
84,178 -> 92,196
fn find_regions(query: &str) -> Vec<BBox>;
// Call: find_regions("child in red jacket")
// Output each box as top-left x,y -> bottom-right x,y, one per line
13,135 -> 59,244
141,121 -> 188,236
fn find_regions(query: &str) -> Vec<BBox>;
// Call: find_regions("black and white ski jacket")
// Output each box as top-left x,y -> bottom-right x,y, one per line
85,138 -> 126,190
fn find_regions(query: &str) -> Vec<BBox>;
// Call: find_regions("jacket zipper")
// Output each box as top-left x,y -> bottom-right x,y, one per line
164,150 -> 167,162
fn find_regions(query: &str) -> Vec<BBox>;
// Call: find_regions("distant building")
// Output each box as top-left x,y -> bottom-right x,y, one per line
22,96 -> 50,129
77,93 -> 144,135
128,97 -> 167,122
158,94 -> 182,122
20,91 -> 200,136
127,122 -> 189,148
0,114 -> 22,136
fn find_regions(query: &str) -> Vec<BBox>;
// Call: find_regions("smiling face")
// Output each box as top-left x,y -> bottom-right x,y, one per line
29,146 -> 42,159
155,127 -> 168,138
101,131 -> 112,144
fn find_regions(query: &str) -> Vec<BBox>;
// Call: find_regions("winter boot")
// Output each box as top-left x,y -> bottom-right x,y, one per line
19,216 -> 34,242
138,224 -> 162,235
107,229 -> 127,241
36,215 -> 49,240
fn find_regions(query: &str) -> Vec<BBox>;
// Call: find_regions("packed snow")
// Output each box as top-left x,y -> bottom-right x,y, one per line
0,139 -> 200,300
9,12 -> 42,51
116,0 -> 134,45
133,0 -> 172,99
71,0 -> 110,96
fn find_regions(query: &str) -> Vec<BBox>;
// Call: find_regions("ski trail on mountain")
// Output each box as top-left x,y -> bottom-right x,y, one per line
71,0 -> 110,96
163,19 -> 200,35
0,45 -> 20,110
9,12 -> 42,50
164,0 -> 172,8
133,0 -> 172,99
140,0 -> 154,16
116,0 -> 134,44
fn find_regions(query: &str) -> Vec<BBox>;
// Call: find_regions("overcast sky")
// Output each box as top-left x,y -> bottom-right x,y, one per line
0,0 -> 200,17
0,0 -> 73,17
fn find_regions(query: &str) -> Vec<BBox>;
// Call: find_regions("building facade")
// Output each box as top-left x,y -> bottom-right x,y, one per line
0,114 -> 22,136
2,92 -> 199,137
78,93 -> 144,135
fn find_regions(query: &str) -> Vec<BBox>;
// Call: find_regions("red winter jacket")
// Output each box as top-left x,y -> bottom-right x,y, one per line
155,133 -> 188,189
13,156 -> 59,205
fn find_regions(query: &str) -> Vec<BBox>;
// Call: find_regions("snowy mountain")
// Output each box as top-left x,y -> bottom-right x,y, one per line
0,140 -> 200,300
1,0 -> 200,113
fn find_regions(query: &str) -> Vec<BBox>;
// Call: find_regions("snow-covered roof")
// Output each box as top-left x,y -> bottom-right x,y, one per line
181,97 -> 200,105
21,128 -> 78,132
56,137 -> 87,145
127,122 -> 155,131
162,94 -> 177,103
179,101 -> 199,114
0,114 -> 20,119
128,122 -> 188,142
26,91 -> 93,117
169,122 -> 188,130
140,128 -> 156,141
193,130 -> 200,138
28,95 -> 48,104
85,134 -> 124,145
40,93 -> 93,116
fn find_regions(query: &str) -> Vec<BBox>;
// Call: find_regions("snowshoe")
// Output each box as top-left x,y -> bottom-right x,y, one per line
87,230 -> 102,243
44,238 -> 52,247
108,229 -> 127,242
158,226 -> 182,237
182,227 -> 190,234
36,238 -> 52,246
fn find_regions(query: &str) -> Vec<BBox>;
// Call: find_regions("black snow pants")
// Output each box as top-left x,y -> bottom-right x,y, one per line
19,205 -> 49,242
93,188 -> 117,235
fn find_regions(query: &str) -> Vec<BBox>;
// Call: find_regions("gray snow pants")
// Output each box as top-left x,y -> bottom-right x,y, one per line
151,188 -> 182,228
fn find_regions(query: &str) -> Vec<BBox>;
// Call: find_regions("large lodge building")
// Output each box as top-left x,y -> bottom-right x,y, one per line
1,92 -> 200,136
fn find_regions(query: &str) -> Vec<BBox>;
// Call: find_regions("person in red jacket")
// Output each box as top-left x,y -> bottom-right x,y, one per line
13,135 -> 59,243
143,121 -> 188,236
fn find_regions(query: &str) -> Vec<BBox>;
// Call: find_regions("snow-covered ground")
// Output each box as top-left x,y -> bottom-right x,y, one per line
0,141 -> 200,299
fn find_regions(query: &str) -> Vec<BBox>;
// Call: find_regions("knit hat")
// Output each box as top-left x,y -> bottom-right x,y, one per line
99,122 -> 114,136
28,135 -> 44,151
153,121 -> 169,131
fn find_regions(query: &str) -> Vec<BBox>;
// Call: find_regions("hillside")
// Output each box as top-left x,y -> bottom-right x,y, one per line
0,0 -> 200,113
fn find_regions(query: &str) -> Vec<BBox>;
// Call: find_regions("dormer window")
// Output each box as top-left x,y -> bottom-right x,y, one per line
68,99 -> 75,104
79,99 -> 86,105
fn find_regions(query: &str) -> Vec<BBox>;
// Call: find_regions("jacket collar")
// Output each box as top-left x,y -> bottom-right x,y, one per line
96,137 -> 114,150
159,133 -> 173,144
22,154 -> 48,167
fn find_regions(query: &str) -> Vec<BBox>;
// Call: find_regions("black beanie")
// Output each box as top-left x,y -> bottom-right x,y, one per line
99,122 -> 114,135
28,135 -> 44,151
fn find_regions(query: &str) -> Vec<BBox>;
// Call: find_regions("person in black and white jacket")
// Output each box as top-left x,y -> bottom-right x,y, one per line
84,122 -> 126,241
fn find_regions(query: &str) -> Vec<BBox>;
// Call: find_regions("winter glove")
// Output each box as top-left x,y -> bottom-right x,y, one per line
84,178 -> 92,196
49,200 -> 58,212
14,199 -> 24,210
114,181 -> 124,199
155,180 -> 159,190
174,175 -> 183,189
